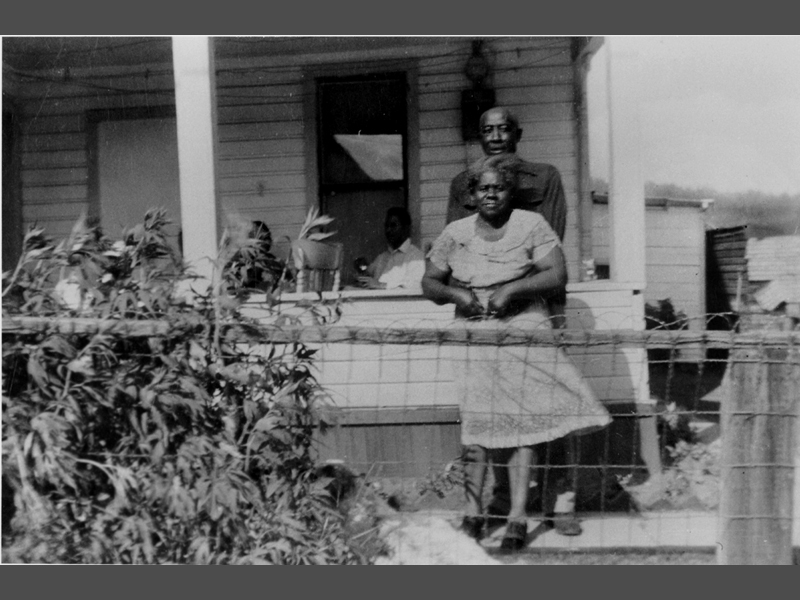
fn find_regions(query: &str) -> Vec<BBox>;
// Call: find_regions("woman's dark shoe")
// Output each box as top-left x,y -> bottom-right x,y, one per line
460,516 -> 486,540
499,520 -> 528,552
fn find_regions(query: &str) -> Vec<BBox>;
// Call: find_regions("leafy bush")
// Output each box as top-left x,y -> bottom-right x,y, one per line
222,219 -> 287,296
660,439 -> 721,510
645,298 -> 689,363
2,210 -> 378,564
645,298 -> 688,332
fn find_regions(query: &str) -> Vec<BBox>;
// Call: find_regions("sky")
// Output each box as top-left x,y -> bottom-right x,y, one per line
586,36 -> 800,196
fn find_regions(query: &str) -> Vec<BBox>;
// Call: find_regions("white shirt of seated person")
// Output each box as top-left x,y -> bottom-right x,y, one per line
367,238 -> 426,291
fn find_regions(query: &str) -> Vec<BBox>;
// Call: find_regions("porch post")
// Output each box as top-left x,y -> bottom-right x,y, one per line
605,38 -> 659,483
606,37 -> 646,290
171,36 -> 220,289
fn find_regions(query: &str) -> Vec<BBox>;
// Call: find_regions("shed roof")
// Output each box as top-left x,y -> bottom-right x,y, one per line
592,194 -> 714,210
746,235 -> 800,310
746,236 -> 800,281
753,278 -> 800,311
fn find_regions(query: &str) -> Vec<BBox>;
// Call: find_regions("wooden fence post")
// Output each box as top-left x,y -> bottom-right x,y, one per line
718,346 -> 800,564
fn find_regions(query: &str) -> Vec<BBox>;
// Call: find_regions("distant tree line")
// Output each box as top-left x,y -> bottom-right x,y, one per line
590,178 -> 800,238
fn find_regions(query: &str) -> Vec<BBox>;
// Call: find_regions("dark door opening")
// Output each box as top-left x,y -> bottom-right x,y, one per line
3,105 -> 23,272
317,73 -> 408,286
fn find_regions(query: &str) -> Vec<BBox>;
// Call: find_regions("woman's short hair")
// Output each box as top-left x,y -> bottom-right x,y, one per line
467,155 -> 518,194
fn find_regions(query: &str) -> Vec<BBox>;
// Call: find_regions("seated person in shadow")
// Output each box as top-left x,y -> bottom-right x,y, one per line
358,207 -> 425,292
226,220 -> 285,293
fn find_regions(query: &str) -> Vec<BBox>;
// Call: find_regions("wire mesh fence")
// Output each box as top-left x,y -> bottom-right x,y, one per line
3,312 -> 799,564
281,316 -> 798,564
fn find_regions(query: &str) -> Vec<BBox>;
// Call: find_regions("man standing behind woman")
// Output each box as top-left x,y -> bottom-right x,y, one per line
446,106 -> 584,536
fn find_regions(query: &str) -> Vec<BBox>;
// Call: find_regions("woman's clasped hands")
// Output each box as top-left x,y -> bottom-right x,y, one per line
452,284 -> 516,319
451,287 -> 485,319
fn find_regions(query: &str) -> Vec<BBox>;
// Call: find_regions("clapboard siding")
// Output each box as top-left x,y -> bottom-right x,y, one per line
217,138 -> 304,159
13,37 -> 585,282
217,103 -> 304,124
217,121 -> 303,142
22,167 -> 89,186
419,103 -> 573,128
23,200 -> 88,222
11,72 -> 176,101
22,149 -> 87,169
19,93 -> 177,117
646,248 -> 705,266
23,185 -> 88,204
214,64 -> 305,230
21,114 -> 84,135
21,132 -> 86,152
418,83 -> 573,112
218,172 -> 305,194
418,65 -> 574,92
217,155 -> 304,176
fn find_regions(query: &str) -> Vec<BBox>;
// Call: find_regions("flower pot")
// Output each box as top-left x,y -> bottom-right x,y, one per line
291,239 -> 343,292
291,239 -> 342,270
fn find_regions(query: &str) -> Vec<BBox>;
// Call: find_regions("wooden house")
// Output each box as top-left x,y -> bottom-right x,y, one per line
3,36 -> 658,480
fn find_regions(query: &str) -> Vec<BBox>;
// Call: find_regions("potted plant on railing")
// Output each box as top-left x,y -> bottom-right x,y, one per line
291,208 -> 342,293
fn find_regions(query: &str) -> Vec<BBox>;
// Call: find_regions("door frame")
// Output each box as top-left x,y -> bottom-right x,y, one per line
302,59 -> 420,247
2,94 -> 23,272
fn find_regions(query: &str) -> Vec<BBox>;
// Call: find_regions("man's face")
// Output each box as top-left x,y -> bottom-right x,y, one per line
385,215 -> 408,250
479,110 -> 521,155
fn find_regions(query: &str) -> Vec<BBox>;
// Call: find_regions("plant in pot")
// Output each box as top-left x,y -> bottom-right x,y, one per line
291,207 -> 342,293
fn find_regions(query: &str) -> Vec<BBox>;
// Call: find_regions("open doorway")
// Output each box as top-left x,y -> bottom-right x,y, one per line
3,103 -> 23,272
316,73 -> 408,286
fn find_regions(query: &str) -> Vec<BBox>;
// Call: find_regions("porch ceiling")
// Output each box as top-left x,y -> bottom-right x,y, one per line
2,36 -> 481,72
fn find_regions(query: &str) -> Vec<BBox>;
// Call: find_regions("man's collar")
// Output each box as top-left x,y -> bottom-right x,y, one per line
389,238 -> 412,254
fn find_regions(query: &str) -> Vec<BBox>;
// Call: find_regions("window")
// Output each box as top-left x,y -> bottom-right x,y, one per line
316,73 -> 408,285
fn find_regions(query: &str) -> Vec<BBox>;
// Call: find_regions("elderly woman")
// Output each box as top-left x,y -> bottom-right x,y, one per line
422,160 -> 610,551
